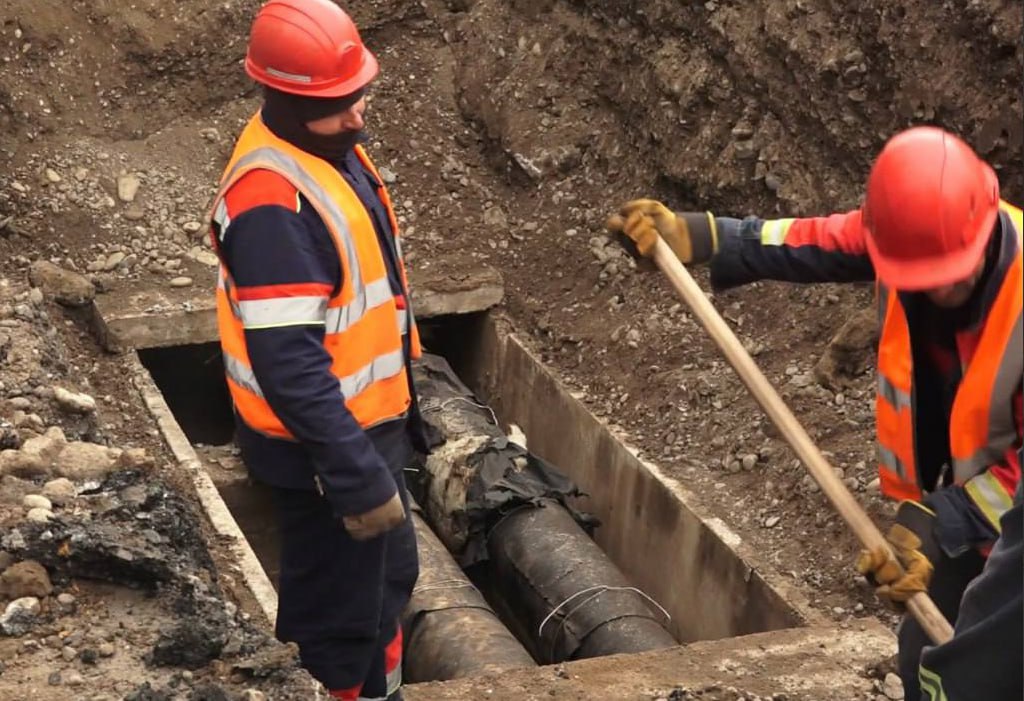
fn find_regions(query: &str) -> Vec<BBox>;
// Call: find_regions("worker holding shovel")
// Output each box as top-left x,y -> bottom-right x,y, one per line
608,126 -> 1022,701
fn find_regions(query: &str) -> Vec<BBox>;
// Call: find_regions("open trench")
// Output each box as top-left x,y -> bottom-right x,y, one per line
126,300 -> 816,690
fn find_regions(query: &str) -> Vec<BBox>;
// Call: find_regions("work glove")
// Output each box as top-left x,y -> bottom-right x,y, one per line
605,199 -> 719,264
856,500 -> 940,604
342,492 -> 406,541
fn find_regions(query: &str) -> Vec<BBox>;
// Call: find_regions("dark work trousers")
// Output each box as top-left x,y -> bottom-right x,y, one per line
271,470 -> 418,696
898,547 -> 986,701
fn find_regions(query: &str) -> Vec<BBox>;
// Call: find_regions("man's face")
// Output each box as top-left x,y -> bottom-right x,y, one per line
305,96 -> 367,136
921,254 -> 986,308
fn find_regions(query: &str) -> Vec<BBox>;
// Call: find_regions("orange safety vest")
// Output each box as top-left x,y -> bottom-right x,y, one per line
876,201 -> 1023,526
209,113 -> 422,439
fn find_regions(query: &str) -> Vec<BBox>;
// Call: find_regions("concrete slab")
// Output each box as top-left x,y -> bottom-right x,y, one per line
92,262 -> 504,351
406,622 -> 896,700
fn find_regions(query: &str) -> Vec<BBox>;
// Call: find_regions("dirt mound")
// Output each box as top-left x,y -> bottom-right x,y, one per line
0,0 -> 1021,696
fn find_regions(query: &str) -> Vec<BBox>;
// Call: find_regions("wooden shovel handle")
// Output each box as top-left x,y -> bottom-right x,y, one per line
650,237 -> 953,644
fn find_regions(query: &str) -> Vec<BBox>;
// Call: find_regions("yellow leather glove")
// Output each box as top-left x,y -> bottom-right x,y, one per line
605,199 -> 718,264
856,500 -> 938,604
342,492 -> 406,541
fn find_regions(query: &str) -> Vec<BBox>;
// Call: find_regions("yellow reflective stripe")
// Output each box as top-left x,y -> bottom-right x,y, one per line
878,374 -> 912,410
325,277 -> 393,334
338,349 -> 405,400
223,353 -> 265,398
760,218 -> 795,246
964,472 -> 1014,532
918,664 -> 948,701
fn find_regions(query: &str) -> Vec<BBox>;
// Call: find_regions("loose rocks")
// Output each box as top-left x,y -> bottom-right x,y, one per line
0,596 -> 41,635
27,261 -> 96,307
53,387 -> 97,414
0,560 -> 53,598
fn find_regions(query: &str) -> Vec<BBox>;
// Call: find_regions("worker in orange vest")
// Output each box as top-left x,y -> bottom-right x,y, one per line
609,126 -> 1022,701
209,1 -> 424,698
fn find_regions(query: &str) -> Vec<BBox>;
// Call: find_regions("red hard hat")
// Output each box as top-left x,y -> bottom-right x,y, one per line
245,0 -> 378,98
862,126 -> 999,290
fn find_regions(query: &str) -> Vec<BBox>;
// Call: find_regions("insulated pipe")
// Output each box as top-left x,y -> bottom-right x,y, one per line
403,507 -> 535,682
485,499 -> 678,663
413,353 -> 677,661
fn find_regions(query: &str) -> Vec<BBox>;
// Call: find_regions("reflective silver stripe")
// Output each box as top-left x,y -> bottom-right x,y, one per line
964,472 -> 1014,531
953,311 -> 1023,481
877,444 -> 908,480
339,349 -> 405,400
238,296 -> 327,329
877,283 -> 890,327
386,663 -> 402,695
265,66 -> 312,83
397,308 -> 409,336
223,353 -> 265,398
216,268 -> 243,320
954,447 -> 1009,477
212,198 -> 231,241
877,374 -> 912,410
325,277 -> 393,334
356,696 -> 386,701
221,147 -> 364,292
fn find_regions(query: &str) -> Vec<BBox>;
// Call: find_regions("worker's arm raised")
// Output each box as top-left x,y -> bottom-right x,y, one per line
608,199 -> 875,288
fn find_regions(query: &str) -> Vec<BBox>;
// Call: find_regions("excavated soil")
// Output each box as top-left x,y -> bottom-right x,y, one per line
1,0 -> 1021,698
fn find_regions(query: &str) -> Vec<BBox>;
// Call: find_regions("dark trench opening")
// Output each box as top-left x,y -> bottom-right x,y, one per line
138,342 -> 234,446
135,321 -> 690,678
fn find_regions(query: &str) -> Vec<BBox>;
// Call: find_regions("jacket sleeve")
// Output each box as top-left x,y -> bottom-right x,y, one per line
220,171 -> 397,517
918,480 -> 1023,701
709,209 -> 876,290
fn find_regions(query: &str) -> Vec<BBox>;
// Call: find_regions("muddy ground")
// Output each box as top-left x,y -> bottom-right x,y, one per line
0,0 -> 1021,698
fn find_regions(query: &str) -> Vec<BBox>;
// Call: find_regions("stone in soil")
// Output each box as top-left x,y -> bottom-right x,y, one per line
0,596 -> 41,635
27,261 -> 96,307
0,559 -> 53,598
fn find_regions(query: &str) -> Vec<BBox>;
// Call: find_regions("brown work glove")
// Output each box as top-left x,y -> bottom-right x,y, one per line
856,500 -> 939,604
342,492 -> 406,541
605,199 -> 719,264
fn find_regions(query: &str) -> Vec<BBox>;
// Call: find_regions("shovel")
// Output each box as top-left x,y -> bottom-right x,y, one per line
624,232 -> 953,644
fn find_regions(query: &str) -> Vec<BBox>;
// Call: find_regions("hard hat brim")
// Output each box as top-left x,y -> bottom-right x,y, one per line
864,206 -> 997,291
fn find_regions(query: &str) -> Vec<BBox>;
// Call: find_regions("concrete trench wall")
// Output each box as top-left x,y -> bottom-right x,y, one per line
446,314 -> 820,642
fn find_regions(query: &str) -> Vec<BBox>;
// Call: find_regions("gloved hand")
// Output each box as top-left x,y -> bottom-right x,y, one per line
342,492 -> 406,541
856,500 -> 940,604
605,199 -> 718,264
